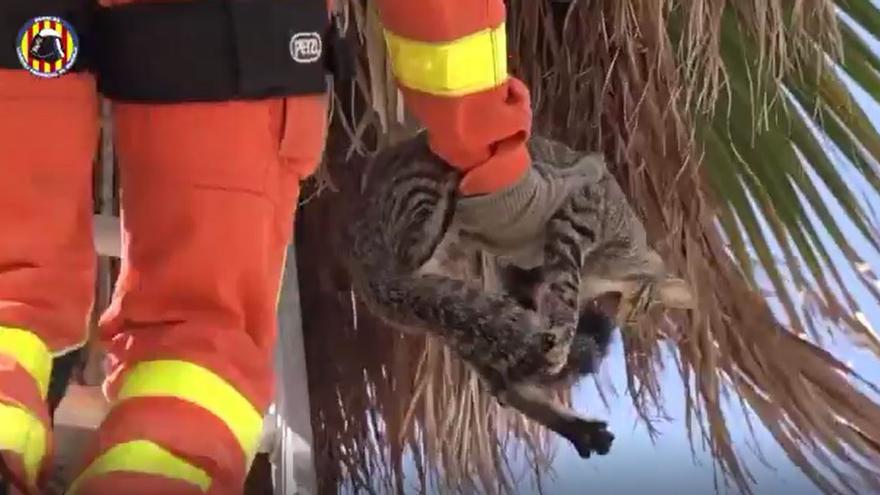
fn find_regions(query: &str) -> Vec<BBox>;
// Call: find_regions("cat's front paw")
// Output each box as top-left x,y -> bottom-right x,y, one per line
532,329 -> 570,376
565,418 -> 615,459
537,294 -> 578,368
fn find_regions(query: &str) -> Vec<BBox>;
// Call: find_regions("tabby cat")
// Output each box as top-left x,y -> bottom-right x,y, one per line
344,131 -> 694,459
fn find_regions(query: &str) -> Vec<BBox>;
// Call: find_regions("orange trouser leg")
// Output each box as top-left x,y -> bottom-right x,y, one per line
67,92 -> 328,494
0,69 -> 98,492
0,70 -> 98,351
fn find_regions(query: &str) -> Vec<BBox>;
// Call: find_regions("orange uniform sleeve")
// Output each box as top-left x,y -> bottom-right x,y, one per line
374,0 -> 532,196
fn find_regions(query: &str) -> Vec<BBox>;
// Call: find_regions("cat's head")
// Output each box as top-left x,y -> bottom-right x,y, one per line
498,249 -> 695,382
579,247 -> 695,319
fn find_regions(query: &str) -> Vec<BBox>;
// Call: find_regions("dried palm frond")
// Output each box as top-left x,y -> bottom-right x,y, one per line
296,1 -> 880,494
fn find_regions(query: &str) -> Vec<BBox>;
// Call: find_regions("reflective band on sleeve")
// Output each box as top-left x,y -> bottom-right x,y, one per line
115,360 -> 264,469
0,402 -> 47,487
66,440 -> 212,495
383,23 -> 508,97
0,326 -> 52,399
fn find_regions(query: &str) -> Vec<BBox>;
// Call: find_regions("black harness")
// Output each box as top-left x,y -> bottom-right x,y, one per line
0,0 -> 355,102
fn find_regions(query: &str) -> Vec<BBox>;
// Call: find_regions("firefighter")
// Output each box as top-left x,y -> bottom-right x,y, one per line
0,0 -> 592,493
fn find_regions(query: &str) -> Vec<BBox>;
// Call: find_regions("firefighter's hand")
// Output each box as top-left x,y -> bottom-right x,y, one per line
452,138 -> 606,262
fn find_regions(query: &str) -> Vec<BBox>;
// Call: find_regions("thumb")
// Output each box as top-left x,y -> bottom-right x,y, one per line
555,153 -> 606,181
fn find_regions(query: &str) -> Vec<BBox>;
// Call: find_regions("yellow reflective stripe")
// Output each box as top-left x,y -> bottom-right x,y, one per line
116,360 -> 263,468
383,23 -> 508,97
66,440 -> 212,495
0,402 -> 47,487
0,326 -> 52,398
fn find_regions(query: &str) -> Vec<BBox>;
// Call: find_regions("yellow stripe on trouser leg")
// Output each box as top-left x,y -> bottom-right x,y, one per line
115,360 -> 264,470
66,440 -> 212,495
0,326 -> 53,398
0,402 -> 47,487
383,23 -> 509,97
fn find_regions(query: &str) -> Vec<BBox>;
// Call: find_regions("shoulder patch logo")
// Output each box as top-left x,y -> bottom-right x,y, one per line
289,32 -> 322,64
16,16 -> 79,78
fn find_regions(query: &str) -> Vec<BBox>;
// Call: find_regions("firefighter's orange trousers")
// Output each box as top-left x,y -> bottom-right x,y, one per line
0,65 -> 327,493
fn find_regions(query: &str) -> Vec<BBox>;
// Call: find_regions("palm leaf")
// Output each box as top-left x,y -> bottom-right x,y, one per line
295,1 -> 880,494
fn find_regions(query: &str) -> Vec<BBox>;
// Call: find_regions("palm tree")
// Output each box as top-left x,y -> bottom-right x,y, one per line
295,1 -> 880,494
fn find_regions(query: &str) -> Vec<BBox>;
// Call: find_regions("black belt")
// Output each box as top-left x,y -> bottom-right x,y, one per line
0,0 -> 355,102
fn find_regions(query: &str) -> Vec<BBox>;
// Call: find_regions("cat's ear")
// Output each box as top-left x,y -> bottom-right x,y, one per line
655,278 -> 696,310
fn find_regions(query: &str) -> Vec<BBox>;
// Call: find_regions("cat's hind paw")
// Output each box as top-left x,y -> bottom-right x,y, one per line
565,418 -> 615,459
